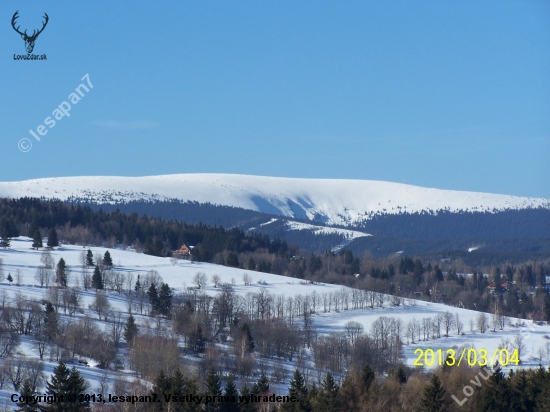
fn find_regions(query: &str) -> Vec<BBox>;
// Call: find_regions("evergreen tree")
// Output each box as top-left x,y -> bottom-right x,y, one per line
225,252 -> 239,268
85,249 -> 94,266
148,283 -> 160,313
0,218 -> 17,249
281,369 -> 312,412
239,385 -> 255,412
91,265 -> 103,290
314,373 -> 339,412
153,370 -> 172,411
32,230 -> 43,249
510,369 -> 534,412
44,302 -> 58,340
419,374 -> 445,412
15,380 -> 39,412
395,366 -> 407,384
205,367 -> 222,412
56,258 -> 67,287
336,370 -> 361,412
42,361 -> 72,411
476,365 -> 510,412
7,273 -> 13,285
221,374 -> 240,412
124,314 -> 139,346
66,367 -> 89,411
361,363 -> 375,392
252,373 -> 269,395
158,283 -> 173,316
47,228 -> 59,248
134,274 -> 141,293
103,251 -> 113,268
28,220 -> 39,240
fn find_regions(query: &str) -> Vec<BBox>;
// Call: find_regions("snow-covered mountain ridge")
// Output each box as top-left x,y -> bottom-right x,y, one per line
0,174 -> 548,226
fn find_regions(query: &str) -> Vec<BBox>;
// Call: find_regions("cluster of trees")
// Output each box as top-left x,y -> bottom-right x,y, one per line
0,197 -> 290,262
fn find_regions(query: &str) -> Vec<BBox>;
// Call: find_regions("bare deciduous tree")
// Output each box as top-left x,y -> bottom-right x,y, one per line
89,292 -> 112,321
193,272 -> 208,289
34,266 -> 52,288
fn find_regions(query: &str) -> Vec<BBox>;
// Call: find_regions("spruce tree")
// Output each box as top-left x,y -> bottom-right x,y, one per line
124,314 -> 139,346
419,374 -> 445,412
32,230 -> 43,249
7,273 -> 13,285
158,283 -> 173,316
92,265 -> 103,290
153,370 -> 172,411
56,258 -> 67,287
361,363 -> 375,392
67,366 -> 88,411
134,275 -> 141,293
476,365 -> 511,412
85,249 -> 94,266
252,373 -> 269,395
205,367 -> 222,412
281,369 -> 312,412
15,380 -> 39,412
148,283 -> 160,313
103,251 -> 113,268
43,361 -> 72,412
239,385 -> 255,412
47,228 -> 59,248
314,373 -> 339,412
510,369 -> 534,412
221,374 -> 239,412
28,220 -> 39,240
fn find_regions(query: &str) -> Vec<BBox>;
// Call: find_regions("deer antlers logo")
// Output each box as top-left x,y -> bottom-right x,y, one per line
11,11 -> 49,54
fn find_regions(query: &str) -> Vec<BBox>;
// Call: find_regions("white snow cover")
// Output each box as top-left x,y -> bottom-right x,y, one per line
0,174 -> 548,226
1,238 -> 550,406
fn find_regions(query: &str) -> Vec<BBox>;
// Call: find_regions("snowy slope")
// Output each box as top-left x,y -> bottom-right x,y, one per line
1,237 -> 550,408
0,174 -> 548,226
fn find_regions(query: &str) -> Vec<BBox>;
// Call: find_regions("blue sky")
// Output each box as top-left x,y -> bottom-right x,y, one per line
1,1 -> 548,197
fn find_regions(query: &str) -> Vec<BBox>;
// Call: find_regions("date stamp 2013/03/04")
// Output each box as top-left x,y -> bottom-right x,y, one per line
413,348 -> 519,367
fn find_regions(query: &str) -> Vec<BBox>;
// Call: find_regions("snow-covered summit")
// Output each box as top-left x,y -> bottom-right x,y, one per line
0,174 -> 548,226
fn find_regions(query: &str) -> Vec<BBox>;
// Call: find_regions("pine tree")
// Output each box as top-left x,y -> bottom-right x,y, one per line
92,265 -> 103,290
205,367 -> 222,412
419,374 -> 445,412
85,249 -> 94,266
337,370 -> 361,412
7,273 -> 13,285
47,228 -> 59,248
124,314 -> 138,346
15,380 -> 39,412
56,258 -> 67,287
221,374 -> 240,412
32,230 -> 43,249
103,251 -> 113,268
281,369 -> 312,412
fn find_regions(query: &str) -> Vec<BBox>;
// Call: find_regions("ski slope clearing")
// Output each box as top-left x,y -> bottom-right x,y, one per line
0,174 -> 548,226
0,237 -> 549,406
